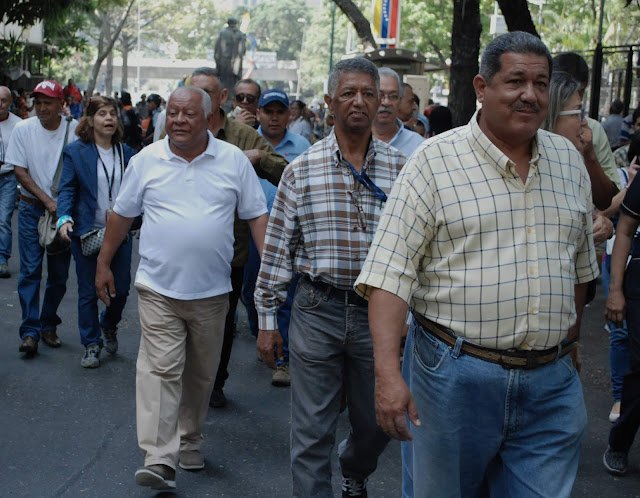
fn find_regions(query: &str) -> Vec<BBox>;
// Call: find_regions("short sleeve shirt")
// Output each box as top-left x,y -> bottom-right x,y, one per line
114,132 -> 267,300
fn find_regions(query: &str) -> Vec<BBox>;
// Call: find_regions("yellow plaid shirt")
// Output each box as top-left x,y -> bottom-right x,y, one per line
356,113 -> 599,350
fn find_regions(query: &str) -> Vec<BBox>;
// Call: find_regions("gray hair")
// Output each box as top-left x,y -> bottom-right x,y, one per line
327,58 -> 380,98
479,31 -> 552,84
192,66 -> 220,80
377,67 -> 404,98
541,71 -> 580,132
168,86 -> 212,118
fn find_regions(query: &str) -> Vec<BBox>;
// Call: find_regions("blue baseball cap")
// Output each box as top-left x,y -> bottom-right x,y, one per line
258,89 -> 289,108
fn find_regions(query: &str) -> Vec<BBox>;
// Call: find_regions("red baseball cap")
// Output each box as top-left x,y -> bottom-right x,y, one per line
32,80 -> 64,100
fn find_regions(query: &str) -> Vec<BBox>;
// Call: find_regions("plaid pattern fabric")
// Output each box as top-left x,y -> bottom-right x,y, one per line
614,145 -> 629,171
255,129 -> 405,330
355,113 -> 599,351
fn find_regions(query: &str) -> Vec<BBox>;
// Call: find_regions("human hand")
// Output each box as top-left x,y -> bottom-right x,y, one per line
95,264 -> 115,306
59,222 -> 73,243
45,199 -> 57,215
243,149 -> 263,165
375,371 -> 420,441
258,329 -> 283,369
235,109 -> 257,127
580,121 -> 595,157
605,288 -> 626,326
592,214 -> 614,245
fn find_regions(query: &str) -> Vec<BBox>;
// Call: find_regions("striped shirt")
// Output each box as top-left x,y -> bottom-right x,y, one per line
255,129 -> 406,330
355,112 -> 599,351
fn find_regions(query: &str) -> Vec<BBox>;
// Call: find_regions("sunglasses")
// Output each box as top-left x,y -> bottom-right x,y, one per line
235,93 -> 257,104
558,108 -> 585,120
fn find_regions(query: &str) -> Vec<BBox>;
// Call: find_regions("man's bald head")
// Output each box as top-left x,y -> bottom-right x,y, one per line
0,86 -> 12,120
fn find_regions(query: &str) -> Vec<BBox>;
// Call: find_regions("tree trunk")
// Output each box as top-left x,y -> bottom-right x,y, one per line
120,34 -> 135,92
449,0 -> 482,127
496,0 -> 538,37
86,0 -> 135,96
106,28 -> 114,96
332,0 -> 377,51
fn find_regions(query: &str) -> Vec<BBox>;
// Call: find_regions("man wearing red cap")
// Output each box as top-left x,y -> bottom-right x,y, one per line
5,80 -> 79,356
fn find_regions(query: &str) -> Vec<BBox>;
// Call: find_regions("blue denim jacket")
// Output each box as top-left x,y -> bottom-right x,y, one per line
57,140 -> 136,237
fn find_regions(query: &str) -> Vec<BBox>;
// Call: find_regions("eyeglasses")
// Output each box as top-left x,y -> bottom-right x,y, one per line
348,190 -> 367,231
558,108 -> 585,119
380,92 -> 400,102
235,93 -> 257,104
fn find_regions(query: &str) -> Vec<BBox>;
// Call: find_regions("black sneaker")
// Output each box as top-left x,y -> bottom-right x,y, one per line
102,328 -> 118,354
342,477 -> 367,497
603,446 -> 628,475
209,388 -> 227,408
135,464 -> 176,489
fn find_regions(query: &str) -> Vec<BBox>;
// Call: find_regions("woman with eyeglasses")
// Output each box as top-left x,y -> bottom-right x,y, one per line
56,96 -> 137,368
541,71 -> 586,151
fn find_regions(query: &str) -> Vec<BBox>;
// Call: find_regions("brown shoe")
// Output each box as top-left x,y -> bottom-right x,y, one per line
41,329 -> 61,348
19,336 -> 38,356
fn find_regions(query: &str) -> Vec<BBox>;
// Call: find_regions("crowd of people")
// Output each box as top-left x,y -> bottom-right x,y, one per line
0,30 -> 639,497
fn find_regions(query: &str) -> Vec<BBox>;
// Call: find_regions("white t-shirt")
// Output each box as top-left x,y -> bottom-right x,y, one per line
5,116 -> 78,198
114,131 -> 267,300
0,112 -> 22,174
95,144 -> 124,228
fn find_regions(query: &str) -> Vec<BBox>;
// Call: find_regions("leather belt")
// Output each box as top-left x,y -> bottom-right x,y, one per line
412,312 -> 577,370
20,194 -> 43,207
304,276 -> 368,307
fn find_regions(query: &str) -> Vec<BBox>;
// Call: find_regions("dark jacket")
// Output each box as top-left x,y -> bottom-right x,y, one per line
57,140 -> 136,237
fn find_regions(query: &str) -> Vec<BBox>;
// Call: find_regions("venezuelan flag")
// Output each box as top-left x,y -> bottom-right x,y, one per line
372,0 -> 401,48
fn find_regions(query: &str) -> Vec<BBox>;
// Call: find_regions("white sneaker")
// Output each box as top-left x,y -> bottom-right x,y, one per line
609,401 -> 621,423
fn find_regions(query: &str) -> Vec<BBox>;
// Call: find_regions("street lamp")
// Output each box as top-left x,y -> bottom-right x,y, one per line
296,18 -> 307,100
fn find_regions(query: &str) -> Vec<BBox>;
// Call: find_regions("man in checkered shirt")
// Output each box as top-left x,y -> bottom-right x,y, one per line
255,58 -> 405,497
355,32 -> 599,497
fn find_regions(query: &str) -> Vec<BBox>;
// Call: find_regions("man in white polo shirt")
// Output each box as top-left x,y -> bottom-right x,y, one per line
6,80 -> 78,356
95,86 -> 268,491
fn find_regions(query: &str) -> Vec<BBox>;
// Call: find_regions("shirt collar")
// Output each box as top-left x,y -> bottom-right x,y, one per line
469,110 -> 540,179
257,126 -> 294,148
329,128 -> 377,170
159,130 -> 218,162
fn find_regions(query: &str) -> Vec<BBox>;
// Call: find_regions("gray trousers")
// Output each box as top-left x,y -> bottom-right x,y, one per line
289,277 -> 389,497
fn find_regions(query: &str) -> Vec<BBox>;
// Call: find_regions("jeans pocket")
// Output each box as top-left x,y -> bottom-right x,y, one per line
294,279 -> 324,311
558,354 -> 576,376
413,327 -> 448,371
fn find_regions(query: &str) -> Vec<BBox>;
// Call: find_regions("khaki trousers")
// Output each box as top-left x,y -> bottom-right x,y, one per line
135,283 -> 229,469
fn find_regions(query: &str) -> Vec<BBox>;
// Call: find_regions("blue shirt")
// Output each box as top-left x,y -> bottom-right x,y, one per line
257,127 -> 311,212
389,118 -> 425,158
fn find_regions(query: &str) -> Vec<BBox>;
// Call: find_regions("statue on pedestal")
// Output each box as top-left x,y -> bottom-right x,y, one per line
214,17 -> 246,92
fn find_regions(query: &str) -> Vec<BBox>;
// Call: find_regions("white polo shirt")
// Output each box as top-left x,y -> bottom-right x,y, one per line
0,112 -> 22,174
5,116 -> 78,197
114,131 -> 267,300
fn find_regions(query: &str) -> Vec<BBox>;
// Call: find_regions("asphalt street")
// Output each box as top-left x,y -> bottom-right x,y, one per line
1,210 -> 639,497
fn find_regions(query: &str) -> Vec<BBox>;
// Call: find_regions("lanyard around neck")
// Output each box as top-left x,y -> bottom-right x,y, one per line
343,158 -> 388,204
96,145 -> 122,203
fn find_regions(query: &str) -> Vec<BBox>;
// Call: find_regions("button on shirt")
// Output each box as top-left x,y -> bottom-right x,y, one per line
355,113 -> 599,351
255,130 -> 405,330
113,131 -> 267,300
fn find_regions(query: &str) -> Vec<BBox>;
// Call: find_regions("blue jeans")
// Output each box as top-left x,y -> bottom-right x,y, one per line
241,236 -> 298,365
603,253 -> 631,401
402,318 -> 587,498
70,236 -> 132,347
17,200 -> 71,339
0,173 -> 17,264
289,277 -> 389,497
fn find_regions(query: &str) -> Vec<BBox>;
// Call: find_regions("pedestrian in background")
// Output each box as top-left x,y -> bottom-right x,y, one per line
57,96 -> 137,368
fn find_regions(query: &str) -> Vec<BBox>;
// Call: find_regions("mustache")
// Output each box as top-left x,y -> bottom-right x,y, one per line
511,103 -> 540,113
377,105 -> 394,114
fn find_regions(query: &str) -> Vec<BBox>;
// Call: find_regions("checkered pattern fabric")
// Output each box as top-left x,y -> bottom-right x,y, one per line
355,113 -> 599,351
255,129 -> 405,330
